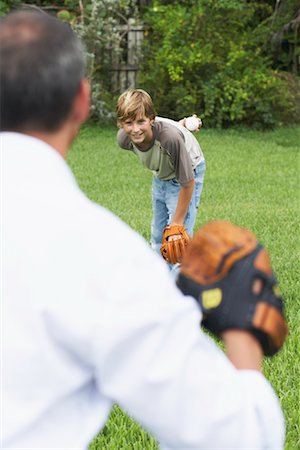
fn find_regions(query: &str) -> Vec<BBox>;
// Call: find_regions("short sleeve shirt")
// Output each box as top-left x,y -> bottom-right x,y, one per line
117,117 -> 204,187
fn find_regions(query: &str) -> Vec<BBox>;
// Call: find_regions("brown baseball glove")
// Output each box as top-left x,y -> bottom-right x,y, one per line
176,221 -> 288,356
160,225 -> 190,265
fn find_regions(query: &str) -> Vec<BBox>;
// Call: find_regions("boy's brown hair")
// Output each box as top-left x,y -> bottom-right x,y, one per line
116,89 -> 156,124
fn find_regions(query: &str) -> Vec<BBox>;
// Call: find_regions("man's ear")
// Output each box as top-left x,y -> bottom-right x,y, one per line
71,78 -> 91,125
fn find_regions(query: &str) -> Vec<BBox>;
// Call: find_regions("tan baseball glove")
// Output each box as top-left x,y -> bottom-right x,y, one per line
160,225 -> 190,264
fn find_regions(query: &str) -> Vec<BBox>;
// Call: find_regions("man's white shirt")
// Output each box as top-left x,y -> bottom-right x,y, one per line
1,132 -> 285,449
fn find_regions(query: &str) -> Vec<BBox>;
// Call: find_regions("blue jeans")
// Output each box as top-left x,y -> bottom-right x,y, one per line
151,160 -> 206,255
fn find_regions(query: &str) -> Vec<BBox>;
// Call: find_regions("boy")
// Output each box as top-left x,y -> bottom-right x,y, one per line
116,89 -> 205,263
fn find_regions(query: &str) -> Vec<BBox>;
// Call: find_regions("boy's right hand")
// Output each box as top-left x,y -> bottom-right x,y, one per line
179,115 -> 202,132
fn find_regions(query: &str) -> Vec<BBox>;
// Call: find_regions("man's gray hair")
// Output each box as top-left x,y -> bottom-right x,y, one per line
0,9 -> 87,132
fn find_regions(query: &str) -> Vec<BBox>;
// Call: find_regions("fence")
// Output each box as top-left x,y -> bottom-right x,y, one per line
110,19 -> 144,93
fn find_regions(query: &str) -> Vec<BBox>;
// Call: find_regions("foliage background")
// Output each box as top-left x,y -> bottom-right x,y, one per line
1,0 -> 299,128
140,0 -> 300,128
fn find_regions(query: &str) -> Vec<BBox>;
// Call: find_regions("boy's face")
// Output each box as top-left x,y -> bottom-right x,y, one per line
121,113 -> 154,149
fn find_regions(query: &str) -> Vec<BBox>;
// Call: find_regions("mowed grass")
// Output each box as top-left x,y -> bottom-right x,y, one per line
68,124 -> 300,450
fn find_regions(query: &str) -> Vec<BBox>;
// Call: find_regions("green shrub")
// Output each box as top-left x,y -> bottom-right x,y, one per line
139,0 -> 300,128
272,71 -> 300,126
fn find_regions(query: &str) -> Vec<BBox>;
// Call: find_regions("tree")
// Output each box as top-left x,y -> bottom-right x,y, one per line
266,0 -> 300,75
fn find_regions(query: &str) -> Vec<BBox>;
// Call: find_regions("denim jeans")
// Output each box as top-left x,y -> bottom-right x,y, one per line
151,160 -> 206,255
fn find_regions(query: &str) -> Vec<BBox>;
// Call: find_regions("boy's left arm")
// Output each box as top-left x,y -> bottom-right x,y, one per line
169,179 -> 194,241
161,128 -> 196,239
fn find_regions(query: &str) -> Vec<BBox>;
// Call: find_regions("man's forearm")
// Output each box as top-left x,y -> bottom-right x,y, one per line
222,330 -> 263,371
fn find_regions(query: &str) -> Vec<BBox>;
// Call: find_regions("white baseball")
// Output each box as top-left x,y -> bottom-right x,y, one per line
185,116 -> 199,132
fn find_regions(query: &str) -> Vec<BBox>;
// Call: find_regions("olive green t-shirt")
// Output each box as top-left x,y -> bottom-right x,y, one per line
117,117 -> 204,187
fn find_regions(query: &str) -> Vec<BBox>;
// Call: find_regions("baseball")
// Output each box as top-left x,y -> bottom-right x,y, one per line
185,116 -> 199,132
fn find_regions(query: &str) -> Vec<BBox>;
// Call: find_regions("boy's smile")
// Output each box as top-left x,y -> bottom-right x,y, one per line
122,115 -> 154,150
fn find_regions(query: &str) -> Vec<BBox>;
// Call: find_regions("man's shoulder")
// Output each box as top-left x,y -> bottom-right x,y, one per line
117,129 -> 132,150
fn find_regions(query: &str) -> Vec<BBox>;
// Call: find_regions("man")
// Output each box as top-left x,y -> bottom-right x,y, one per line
116,89 -> 205,266
1,9 -> 285,449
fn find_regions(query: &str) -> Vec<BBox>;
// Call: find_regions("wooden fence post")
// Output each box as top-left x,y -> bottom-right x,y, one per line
111,18 -> 144,93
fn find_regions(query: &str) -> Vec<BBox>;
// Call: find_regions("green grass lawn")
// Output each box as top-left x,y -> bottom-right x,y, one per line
68,124 -> 300,450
